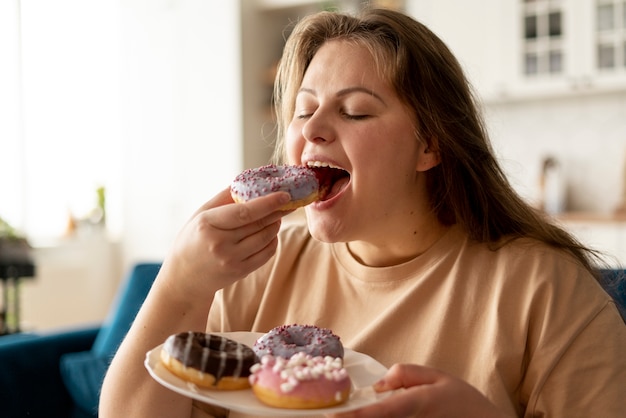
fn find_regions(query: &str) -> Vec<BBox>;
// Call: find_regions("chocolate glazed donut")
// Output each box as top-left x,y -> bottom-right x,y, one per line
160,331 -> 258,390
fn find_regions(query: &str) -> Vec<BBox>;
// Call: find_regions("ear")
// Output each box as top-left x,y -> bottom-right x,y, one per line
416,140 -> 441,172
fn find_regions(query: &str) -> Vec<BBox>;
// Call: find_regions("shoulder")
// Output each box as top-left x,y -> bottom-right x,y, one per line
456,234 -> 614,325
488,237 -> 620,344
494,237 -> 597,296
465,234 -> 593,287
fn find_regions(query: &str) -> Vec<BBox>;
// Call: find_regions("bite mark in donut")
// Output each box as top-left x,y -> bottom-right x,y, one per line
249,352 -> 351,409
159,331 -> 258,390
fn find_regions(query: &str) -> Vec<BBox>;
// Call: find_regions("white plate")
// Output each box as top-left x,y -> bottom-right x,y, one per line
145,332 -> 390,417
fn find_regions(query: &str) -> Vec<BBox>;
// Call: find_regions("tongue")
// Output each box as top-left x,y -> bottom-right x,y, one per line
323,176 -> 349,200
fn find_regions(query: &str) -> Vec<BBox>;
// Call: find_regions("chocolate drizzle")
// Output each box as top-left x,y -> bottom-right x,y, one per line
163,332 -> 258,385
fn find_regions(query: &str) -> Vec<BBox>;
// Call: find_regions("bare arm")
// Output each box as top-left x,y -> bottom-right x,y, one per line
99,188 -> 290,418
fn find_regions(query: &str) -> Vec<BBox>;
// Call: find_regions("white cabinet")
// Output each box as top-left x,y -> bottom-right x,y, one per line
405,0 -> 626,102
497,0 -> 626,101
508,0 -> 626,100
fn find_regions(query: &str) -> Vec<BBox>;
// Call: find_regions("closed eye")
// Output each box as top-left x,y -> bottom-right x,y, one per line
343,113 -> 370,121
295,110 -> 371,120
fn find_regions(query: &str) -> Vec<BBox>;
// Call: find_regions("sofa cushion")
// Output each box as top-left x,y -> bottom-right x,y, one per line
59,350 -> 109,415
58,263 -> 160,415
0,326 -> 99,418
91,263 -> 161,358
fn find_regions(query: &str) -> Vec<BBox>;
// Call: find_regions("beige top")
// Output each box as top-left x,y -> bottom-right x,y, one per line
193,221 -> 626,417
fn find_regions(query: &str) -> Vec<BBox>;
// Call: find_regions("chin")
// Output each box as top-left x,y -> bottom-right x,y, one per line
305,213 -> 345,243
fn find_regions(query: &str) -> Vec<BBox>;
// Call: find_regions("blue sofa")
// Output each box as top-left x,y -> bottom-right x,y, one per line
599,269 -> 626,320
0,262 -> 161,418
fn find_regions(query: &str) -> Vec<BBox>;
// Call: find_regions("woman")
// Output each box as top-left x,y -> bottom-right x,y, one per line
100,8 -> 626,418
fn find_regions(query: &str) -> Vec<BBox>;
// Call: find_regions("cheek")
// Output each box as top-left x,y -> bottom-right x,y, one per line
355,135 -> 420,179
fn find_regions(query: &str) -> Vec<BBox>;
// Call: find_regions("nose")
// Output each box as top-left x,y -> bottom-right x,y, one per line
301,111 -> 335,144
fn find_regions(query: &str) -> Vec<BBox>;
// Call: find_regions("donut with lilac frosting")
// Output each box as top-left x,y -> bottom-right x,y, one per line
253,324 -> 344,360
249,352 -> 351,409
230,164 -> 327,210
159,331 -> 258,390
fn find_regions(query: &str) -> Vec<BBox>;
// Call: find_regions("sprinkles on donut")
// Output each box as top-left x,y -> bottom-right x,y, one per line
230,164 -> 323,210
252,324 -> 344,360
230,164 -> 349,210
249,352 -> 351,409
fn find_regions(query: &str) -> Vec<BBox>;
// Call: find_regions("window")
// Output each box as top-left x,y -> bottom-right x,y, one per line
596,0 -> 626,70
0,1 -> 121,239
522,0 -> 564,76
598,43 -> 616,68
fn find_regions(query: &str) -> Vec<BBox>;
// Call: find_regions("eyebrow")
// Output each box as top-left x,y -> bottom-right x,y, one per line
297,86 -> 386,105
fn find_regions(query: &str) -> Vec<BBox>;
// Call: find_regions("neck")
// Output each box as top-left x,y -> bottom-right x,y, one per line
347,218 -> 450,267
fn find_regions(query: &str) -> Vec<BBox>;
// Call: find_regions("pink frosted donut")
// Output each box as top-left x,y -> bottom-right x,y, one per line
230,164 -> 324,210
249,352 -> 351,409
253,324 -> 344,360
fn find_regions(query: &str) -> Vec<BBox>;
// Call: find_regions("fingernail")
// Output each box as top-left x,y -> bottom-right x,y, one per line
372,379 -> 387,391
279,192 -> 291,204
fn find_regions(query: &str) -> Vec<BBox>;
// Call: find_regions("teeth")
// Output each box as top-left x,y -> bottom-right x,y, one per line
306,161 -> 341,169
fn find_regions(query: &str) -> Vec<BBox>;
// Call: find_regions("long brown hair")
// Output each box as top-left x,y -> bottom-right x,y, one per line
272,8 -> 602,275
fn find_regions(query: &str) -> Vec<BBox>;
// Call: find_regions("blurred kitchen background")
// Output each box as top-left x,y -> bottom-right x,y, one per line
1,0 -> 625,331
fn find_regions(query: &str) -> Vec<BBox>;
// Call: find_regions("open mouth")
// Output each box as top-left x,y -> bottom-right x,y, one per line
307,163 -> 350,201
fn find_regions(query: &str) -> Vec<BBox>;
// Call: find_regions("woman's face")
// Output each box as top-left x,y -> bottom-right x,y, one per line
286,40 -> 441,265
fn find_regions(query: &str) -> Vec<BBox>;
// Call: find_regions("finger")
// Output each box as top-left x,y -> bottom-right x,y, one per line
208,220 -> 282,280
329,386 -> 424,418
232,205 -> 292,243
206,205 -> 286,249
373,364 -> 441,392
238,227 -> 281,270
329,365 -> 442,418
233,216 -> 283,260
210,191 -> 291,230
190,187 -> 235,218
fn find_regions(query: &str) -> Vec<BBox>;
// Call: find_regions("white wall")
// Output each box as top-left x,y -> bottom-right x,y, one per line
118,0 -> 243,268
406,0 -> 509,100
488,93 -> 626,212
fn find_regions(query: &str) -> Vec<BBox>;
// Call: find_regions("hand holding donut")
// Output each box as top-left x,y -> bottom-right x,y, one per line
159,187 -> 291,302
329,364 -> 511,418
